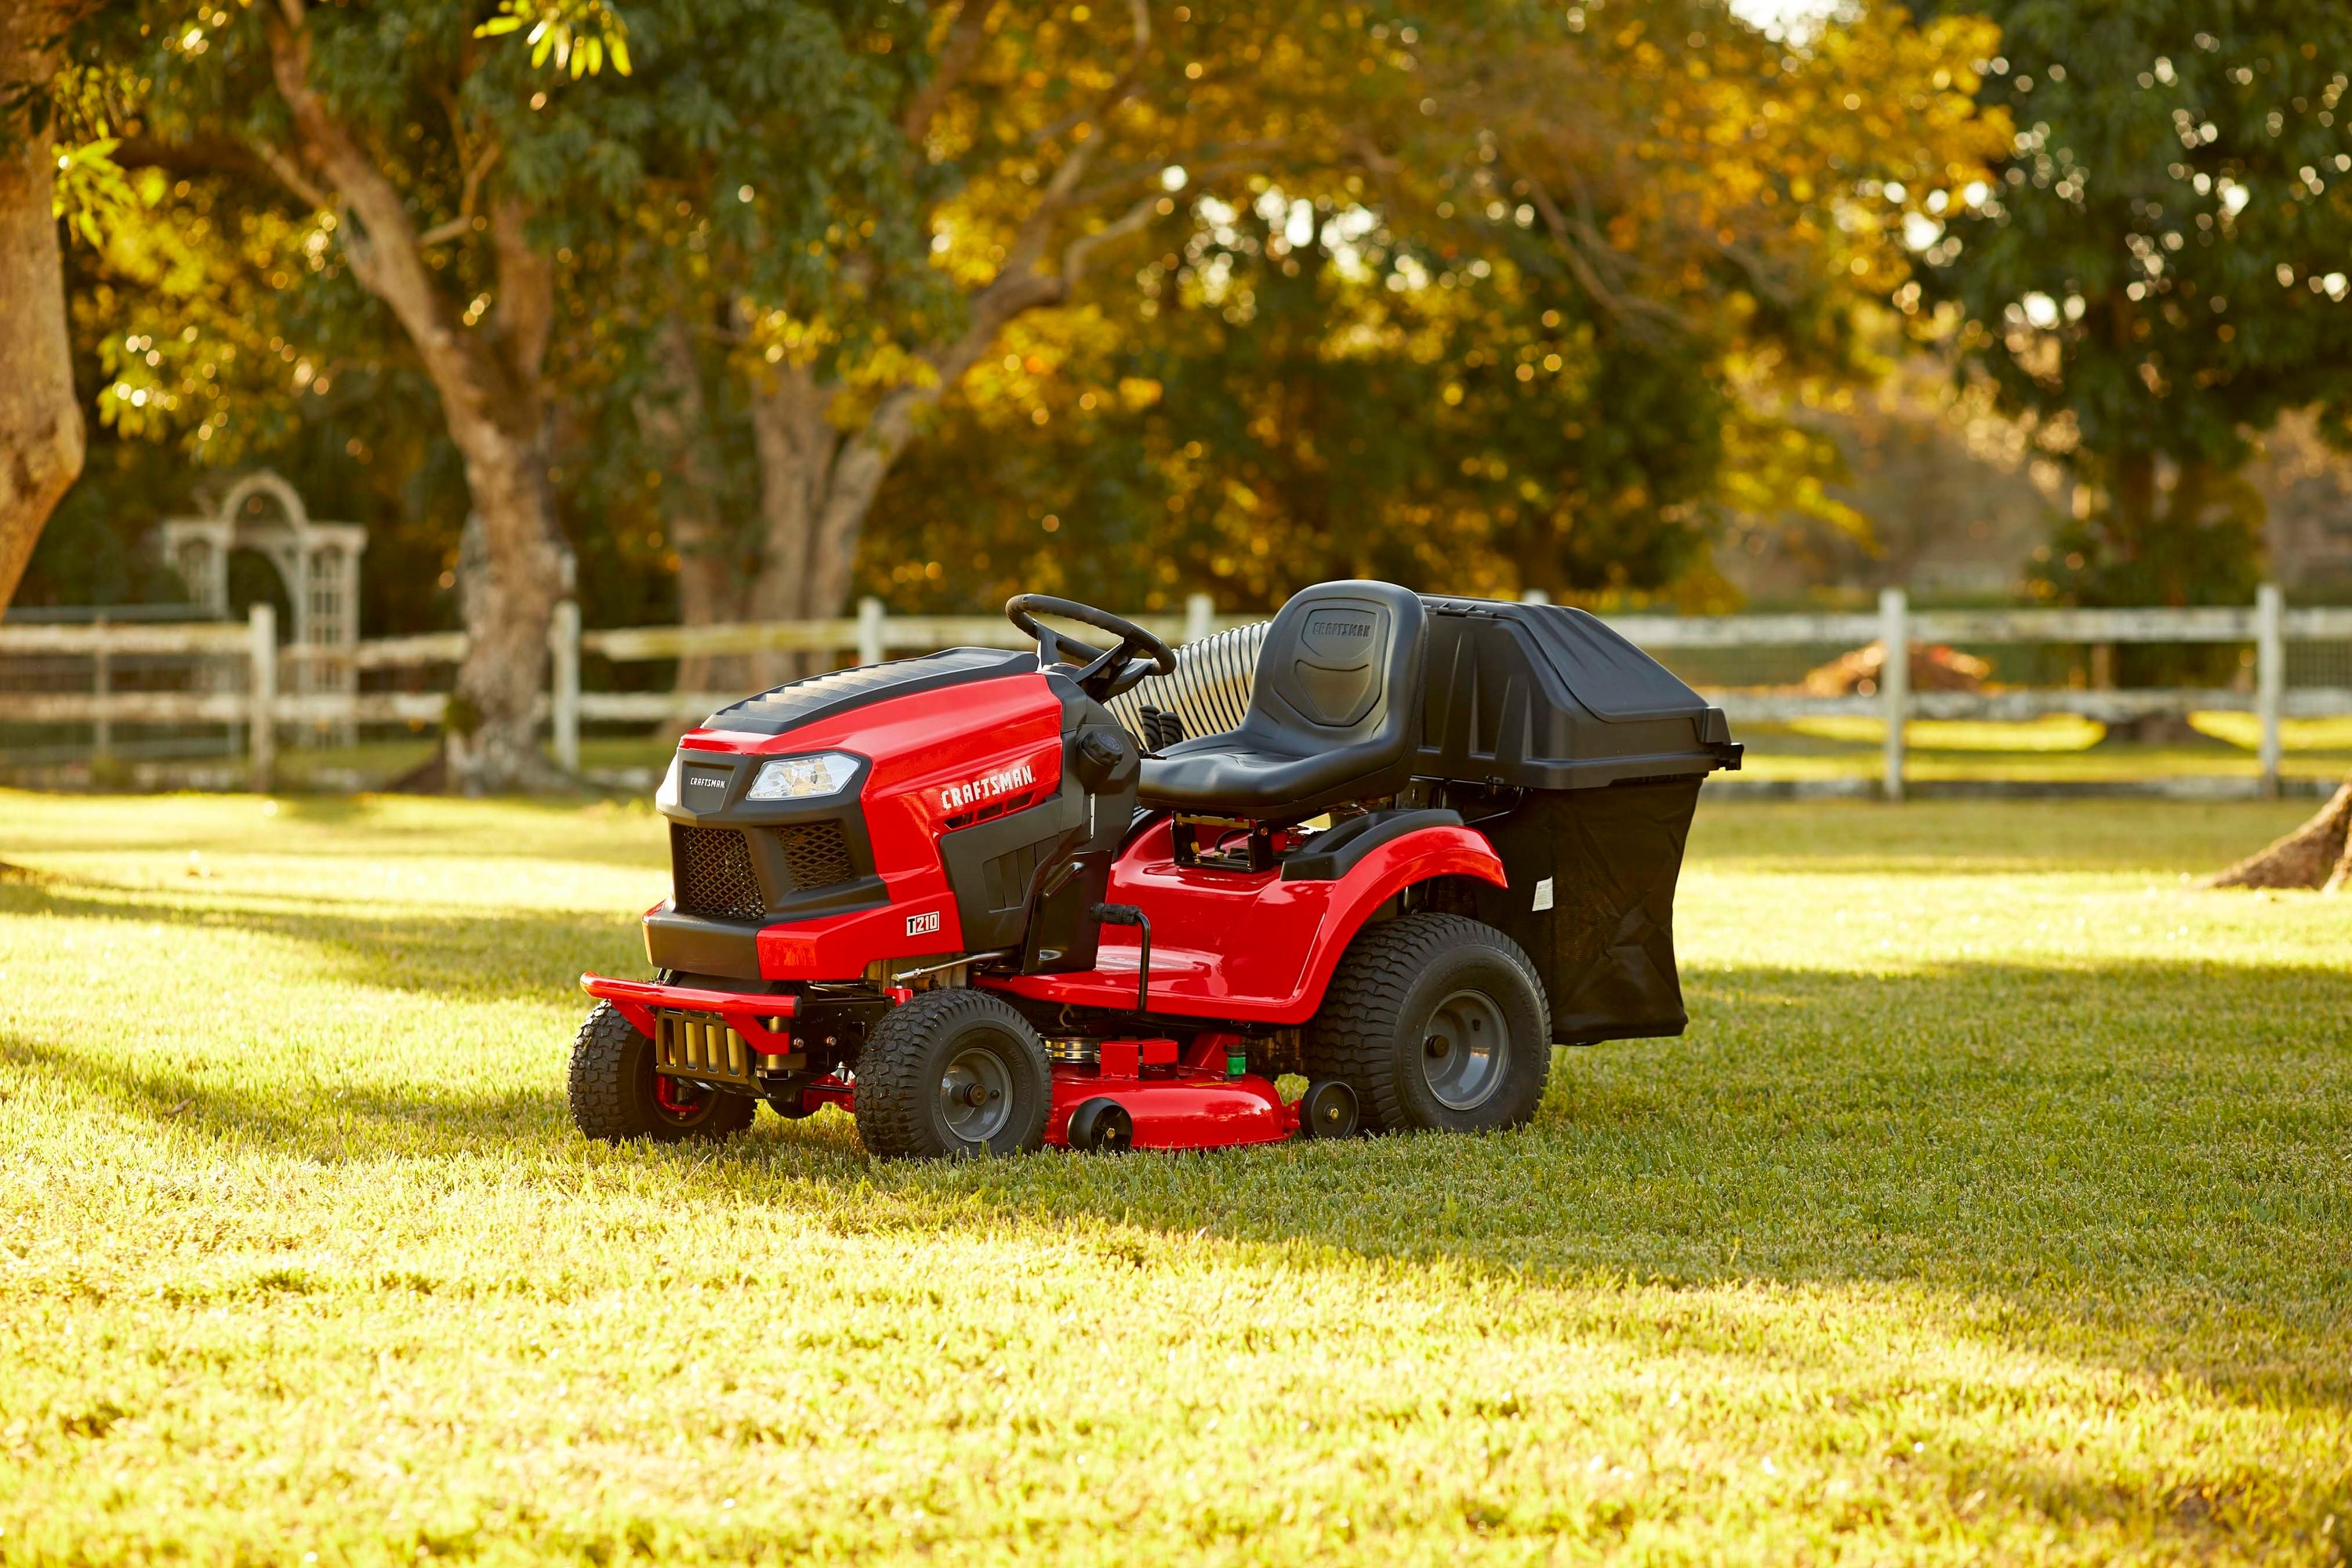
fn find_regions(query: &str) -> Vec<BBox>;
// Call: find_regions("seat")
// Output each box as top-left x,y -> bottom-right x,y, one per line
1138,580 -> 1426,818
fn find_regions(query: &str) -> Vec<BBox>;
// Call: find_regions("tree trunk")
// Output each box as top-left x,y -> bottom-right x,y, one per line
268,22 -> 567,793
443,424 -> 568,795
2206,777 -> 2352,890
741,304 -> 1040,682
633,314 -> 742,695
729,34 -> 1151,681
2107,448 -> 2156,567
746,363 -> 840,686
0,2 -> 85,611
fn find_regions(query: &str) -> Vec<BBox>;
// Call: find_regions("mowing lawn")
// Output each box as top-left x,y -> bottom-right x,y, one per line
0,790 -> 2346,1565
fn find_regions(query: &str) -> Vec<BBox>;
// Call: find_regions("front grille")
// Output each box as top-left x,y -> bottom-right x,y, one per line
773,821 -> 855,890
654,1012 -> 758,1089
672,826 -> 765,920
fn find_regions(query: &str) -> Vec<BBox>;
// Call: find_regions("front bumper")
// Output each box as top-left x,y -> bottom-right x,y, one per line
582,974 -> 804,1092
581,973 -> 798,1045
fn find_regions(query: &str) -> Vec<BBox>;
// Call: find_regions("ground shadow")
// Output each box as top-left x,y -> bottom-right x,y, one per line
12,949 -> 2347,1424
0,877 -> 638,1003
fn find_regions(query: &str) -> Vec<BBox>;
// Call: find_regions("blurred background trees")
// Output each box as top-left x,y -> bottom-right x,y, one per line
1917,0 -> 2352,632
9,0 -> 2352,755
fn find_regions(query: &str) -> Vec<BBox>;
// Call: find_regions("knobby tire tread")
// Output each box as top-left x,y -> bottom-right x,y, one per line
568,999 -> 753,1145
1304,913 -> 1548,1134
857,987 -> 1043,1159
569,1000 -> 645,1142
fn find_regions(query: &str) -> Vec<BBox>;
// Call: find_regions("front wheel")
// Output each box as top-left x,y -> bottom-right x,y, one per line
1303,914 -> 1550,1135
568,1000 -> 757,1145
854,989 -> 1051,1159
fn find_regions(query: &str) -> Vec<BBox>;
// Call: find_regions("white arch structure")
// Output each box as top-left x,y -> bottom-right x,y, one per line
157,471 -> 367,745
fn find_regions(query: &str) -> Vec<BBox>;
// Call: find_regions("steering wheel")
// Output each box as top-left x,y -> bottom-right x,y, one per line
1005,593 -> 1178,700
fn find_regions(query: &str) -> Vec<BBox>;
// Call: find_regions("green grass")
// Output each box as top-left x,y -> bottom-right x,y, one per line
26,718 -> 2352,793
0,791 -> 2347,1565
1738,718 -> 2352,783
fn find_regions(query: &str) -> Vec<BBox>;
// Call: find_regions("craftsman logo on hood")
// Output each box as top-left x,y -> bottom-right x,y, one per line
939,759 -> 1036,813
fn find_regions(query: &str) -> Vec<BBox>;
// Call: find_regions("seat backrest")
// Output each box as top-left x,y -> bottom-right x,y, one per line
1240,580 -> 1425,766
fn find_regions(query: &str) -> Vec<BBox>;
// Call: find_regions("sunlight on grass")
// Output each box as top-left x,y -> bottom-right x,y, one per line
1788,713 -> 2109,752
2193,712 -> 2352,754
0,790 -> 2347,1563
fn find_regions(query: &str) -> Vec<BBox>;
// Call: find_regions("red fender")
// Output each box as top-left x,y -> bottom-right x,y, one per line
985,820 -> 1508,1025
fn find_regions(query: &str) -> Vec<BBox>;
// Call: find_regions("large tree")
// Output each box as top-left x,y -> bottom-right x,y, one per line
606,0 -> 2005,647
1919,1 -> 2352,616
87,0 -> 898,789
0,1 -> 88,610
562,1 -> 1385,681
853,0 -> 2007,614
1913,1 -> 2352,891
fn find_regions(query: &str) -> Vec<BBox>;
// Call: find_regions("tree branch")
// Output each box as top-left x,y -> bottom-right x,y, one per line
242,136 -> 329,211
488,195 -> 555,388
1519,165 -> 1685,339
266,13 -> 492,400
992,45 -> 1148,286
1062,190 -> 1160,285
416,143 -> 499,247
901,0 -> 997,145
1025,0 -> 1152,147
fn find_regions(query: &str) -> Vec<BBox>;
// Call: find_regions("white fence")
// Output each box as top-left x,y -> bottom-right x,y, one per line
3,587 -> 2347,797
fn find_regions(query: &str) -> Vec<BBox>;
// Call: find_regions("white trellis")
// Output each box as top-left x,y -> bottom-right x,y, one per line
157,471 -> 366,747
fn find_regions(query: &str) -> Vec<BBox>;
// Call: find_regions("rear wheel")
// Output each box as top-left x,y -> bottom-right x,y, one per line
568,1000 -> 757,1145
854,989 -> 1051,1159
1304,913 -> 1550,1135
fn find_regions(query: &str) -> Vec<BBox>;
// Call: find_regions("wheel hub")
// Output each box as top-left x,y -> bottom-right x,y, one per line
1418,988 -> 1509,1111
940,1047 -> 1014,1142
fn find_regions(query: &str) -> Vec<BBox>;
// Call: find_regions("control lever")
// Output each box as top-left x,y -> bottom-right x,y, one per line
1089,902 -> 1151,1016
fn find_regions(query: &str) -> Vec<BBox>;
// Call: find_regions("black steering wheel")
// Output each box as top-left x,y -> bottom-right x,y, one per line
1005,593 -> 1178,700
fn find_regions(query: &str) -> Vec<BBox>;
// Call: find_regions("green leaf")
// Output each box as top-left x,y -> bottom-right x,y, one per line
473,15 -> 524,37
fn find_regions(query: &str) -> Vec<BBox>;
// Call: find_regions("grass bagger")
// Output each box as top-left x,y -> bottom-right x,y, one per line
572,581 -> 1741,1156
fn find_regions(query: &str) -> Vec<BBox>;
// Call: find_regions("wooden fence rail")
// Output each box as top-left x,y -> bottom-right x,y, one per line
4,586 -> 2344,797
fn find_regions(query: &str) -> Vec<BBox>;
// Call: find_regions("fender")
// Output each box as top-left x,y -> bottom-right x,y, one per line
985,820 -> 1507,1024
1284,825 -> 1508,1021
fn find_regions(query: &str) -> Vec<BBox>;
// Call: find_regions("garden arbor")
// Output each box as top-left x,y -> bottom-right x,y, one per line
158,471 -> 365,746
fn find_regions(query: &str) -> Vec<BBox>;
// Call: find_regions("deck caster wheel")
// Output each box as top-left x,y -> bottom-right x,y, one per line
854,989 -> 1051,1159
568,1000 -> 757,1145
1066,1097 -> 1135,1152
1304,914 -> 1550,1135
1298,1078 -> 1358,1139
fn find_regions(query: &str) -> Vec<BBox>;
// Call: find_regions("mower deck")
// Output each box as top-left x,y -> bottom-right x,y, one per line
579,971 -> 1296,1151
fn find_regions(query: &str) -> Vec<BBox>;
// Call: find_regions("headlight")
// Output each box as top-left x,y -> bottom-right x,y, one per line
746,752 -> 861,801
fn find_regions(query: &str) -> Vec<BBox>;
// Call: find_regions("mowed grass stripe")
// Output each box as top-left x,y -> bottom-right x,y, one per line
0,791 -> 2346,1564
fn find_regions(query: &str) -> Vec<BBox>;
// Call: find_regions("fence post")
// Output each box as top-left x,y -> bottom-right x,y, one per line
1183,593 -> 1214,643
550,597 -> 580,775
91,615 -> 111,763
248,601 -> 276,793
857,597 -> 886,666
1879,586 -> 1907,803
2256,582 -> 2284,797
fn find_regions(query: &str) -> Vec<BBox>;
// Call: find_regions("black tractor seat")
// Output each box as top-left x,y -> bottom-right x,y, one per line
1138,580 -> 1425,820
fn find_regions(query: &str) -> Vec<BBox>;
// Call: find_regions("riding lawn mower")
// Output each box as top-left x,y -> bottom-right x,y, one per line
572,580 -> 1740,1156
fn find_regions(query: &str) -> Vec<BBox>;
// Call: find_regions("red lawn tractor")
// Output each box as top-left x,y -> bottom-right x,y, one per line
572,581 -> 1740,1156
